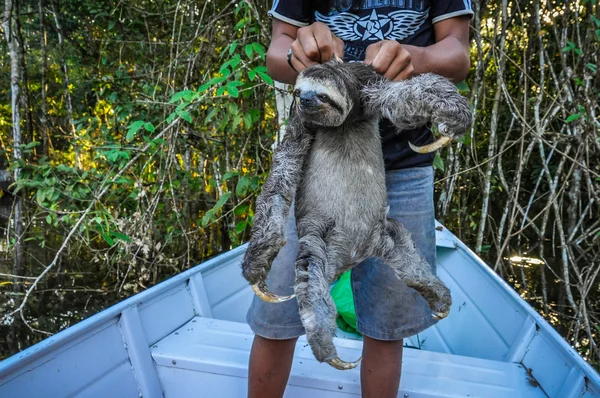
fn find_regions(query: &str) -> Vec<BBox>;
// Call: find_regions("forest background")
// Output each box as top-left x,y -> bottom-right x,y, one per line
1,0 -> 599,370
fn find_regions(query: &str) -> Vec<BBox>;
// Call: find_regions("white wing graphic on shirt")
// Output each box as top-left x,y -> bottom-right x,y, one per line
386,9 -> 429,41
315,11 -> 361,41
315,9 -> 429,42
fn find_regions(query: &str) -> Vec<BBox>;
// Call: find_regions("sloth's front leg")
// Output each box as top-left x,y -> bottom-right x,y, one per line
294,225 -> 361,370
374,219 -> 452,319
363,74 -> 472,153
242,116 -> 314,303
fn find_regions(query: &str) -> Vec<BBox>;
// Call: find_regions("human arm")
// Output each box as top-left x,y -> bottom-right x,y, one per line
364,16 -> 471,83
266,20 -> 344,85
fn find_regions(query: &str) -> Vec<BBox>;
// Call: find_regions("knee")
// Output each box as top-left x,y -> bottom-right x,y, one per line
252,334 -> 299,353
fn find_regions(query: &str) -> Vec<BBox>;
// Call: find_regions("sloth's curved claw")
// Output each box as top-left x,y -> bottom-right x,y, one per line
251,283 -> 295,303
408,136 -> 452,154
432,310 -> 449,320
328,356 -> 362,370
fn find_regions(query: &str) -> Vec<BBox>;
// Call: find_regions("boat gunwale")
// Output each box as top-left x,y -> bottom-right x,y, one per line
436,225 -> 600,388
0,244 -> 247,378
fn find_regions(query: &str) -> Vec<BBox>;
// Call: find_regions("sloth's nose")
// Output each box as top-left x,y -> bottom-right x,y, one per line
299,90 -> 319,107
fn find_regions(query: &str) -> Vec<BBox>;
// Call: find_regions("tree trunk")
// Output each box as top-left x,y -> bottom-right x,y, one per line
3,0 -> 24,286
39,0 -> 49,157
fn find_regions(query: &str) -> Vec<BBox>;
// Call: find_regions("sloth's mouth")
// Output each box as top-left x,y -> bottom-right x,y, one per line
298,103 -> 323,114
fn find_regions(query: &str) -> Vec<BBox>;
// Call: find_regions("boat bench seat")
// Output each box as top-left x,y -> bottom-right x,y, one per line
151,317 -> 546,397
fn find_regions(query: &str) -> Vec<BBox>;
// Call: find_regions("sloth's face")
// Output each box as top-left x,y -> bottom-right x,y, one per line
293,69 -> 353,127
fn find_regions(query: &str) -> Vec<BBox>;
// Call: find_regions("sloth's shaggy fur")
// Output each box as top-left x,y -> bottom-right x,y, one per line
242,60 -> 472,369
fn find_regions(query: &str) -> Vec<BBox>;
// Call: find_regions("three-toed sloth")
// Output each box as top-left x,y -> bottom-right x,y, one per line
242,58 -> 472,370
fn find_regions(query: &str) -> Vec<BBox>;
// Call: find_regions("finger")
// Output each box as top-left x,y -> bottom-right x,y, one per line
384,51 -> 412,80
393,63 -> 415,81
370,42 -> 397,75
291,39 -> 318,71
363,42 -> 382,65
297,26 -> 322,63
333,35 -> 345,59
312,22 -> 335,62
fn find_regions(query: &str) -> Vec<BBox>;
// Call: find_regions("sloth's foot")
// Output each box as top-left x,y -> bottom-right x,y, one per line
405,278 -> 452,320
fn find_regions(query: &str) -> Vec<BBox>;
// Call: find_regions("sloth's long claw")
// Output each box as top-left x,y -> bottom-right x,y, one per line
409,136 -> 452,154
328,356 -> 362,370
432,311 -> 449,320
251,283 -> 295,303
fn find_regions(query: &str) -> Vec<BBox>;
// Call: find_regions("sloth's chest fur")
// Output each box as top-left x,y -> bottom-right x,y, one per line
296,118 -> 387,233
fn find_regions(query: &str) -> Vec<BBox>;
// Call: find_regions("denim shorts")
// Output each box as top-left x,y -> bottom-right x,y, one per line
246,166 -> 438,341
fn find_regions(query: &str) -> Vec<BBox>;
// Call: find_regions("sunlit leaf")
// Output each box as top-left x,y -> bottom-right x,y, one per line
144,122 -> 155,132
126,120 -> 145,142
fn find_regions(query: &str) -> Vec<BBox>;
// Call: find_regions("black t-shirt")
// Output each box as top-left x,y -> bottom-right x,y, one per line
269,0 -> 473,170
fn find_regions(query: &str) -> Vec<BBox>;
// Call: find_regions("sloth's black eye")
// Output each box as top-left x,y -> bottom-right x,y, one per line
317,93 -> 329,102
293,89 -> 301,97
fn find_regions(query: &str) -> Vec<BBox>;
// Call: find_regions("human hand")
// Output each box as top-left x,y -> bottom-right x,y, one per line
364,40 -> 414,81
289,22 -> 344,72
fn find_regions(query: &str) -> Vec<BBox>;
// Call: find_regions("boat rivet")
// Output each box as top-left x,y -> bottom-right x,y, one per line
172,360 -> 177,365
153,345 -> 157,349
175,332 -> 179,335
338,385 -> 343,390
404,394 -> 409,398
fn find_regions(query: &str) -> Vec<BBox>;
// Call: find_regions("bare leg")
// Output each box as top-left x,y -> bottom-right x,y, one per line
248,335 -> 298,398
361,336 -> 404,398
376,219 -> 452,319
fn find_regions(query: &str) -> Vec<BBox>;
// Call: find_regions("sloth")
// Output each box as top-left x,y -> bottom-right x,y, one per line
241,58 -> 472,370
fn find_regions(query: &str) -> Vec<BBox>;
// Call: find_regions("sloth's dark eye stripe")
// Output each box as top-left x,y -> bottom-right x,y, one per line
327,99 -> 344,114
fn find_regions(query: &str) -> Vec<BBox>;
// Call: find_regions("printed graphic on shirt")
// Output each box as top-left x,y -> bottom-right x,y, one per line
315,8 -> 429,42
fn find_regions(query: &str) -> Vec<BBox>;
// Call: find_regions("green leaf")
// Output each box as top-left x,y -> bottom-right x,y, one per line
229,41 -> 238,55
234,203 -> 249,216
566,114 -> 581,123
166,112 -> 177,124
101,233 -> 115,246
213,192 -> 232,212
144,122 -> 156,133
243,113 -> 253,128
201,209 -> 215,227
586,63 -> 597,73
433,153 -> 445,171
235,220 -> 247,234
252,42 -> 266,60
177,110 -> 192,123
228,86 -> 239,98
126,120 -> 145,142
233,18 -> 247,31
456,81 -> 470,92
110,231 -> 131,242
223,171 -> 240,180
236,176 -> 250,196
169,90 -> 196,104
245,44 -> 253,60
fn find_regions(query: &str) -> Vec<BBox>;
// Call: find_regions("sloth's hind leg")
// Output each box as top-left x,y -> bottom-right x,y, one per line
295,229 -> 361,370
374,220 -> 452,320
